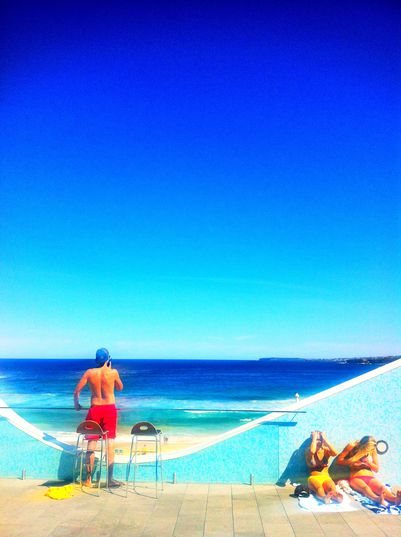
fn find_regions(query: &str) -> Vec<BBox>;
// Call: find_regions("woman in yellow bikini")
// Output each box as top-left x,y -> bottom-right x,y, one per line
305,431 -> 343,504
337,436 -> 401,505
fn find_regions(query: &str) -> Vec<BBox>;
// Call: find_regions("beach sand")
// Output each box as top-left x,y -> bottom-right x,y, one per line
54,430 -> 214,456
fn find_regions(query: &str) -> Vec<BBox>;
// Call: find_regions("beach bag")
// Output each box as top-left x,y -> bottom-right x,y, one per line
293,484 -> 310,498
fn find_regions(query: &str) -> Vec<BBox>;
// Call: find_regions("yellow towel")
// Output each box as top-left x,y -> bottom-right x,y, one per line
45,484 -> 74,500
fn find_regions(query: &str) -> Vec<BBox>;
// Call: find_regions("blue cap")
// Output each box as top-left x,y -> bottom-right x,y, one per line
95,348 -> 110,366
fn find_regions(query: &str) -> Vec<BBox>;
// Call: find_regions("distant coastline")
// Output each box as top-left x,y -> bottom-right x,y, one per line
259,355 -> 401,365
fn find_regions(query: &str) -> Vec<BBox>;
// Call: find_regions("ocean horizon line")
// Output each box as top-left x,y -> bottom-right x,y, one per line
1,355 -> 400,362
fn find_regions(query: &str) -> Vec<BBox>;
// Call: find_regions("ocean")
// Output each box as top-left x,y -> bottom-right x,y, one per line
0,358 -> 380,442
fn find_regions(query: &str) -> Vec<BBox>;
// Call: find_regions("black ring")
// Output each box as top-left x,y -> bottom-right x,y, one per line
376,440 -> 388,455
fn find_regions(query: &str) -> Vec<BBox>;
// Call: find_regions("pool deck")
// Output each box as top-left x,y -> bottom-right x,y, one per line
0,479 -> 400,537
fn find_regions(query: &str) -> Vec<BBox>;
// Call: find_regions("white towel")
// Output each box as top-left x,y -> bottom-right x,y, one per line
298,491 -> 359,512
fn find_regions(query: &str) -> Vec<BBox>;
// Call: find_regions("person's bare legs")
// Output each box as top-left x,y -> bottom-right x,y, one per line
107,438 -> 115,483
350,478 -> 385,505
84,438 -> 120,487
310,483 -> 328,503
107,438 -> 122,486
84,440 -> 97,487
370,480 -> 401,505
323,479 -> 343,503
309,478 -> 331,504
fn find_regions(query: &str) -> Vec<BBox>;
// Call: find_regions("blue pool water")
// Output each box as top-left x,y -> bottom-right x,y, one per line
0,358 -> 381,437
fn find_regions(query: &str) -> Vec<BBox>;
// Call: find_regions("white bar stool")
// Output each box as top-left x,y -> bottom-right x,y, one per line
126,421 -> 163,498
75,420 -> 109,496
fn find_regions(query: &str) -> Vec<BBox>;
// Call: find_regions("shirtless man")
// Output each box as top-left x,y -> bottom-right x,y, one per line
74,348 -> 123,487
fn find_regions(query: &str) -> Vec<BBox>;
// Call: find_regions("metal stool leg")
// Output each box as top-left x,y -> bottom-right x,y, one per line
159,435 -> 164,490
155,434 -> 163,497
126,436 -> 134,497
155,438 -> 158,498
105,435 -> 109,491
79,436 -> 85,489
74,434 -> 85,489
76,434 -> 90,490
73,434 -> 81,486
133,435 -> 138,493
98,434 -> 109,494
97,439 -> 103,497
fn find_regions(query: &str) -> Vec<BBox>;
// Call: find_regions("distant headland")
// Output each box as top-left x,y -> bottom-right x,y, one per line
259,356 -> 401,365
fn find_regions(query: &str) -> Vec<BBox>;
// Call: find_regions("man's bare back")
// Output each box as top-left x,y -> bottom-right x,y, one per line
74,365 -> 123,408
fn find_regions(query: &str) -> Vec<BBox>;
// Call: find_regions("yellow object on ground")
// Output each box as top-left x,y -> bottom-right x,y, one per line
45,484 -> 74,500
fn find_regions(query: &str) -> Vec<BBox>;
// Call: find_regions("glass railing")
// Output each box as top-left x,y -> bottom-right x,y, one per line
1,404 -> 305,453
1,404 -> 306,482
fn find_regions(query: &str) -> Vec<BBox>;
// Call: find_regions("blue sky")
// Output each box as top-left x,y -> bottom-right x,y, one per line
1,1 -> 400,359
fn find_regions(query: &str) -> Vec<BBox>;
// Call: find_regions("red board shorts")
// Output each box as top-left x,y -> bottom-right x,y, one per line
85,404 -> 117,440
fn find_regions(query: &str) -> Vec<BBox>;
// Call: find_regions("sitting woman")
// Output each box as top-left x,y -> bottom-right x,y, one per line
305,431 -> 343,504
337,436 -> 401,505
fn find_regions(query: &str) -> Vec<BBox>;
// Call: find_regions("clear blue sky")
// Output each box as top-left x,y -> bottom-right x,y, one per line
1,1 -> 400,359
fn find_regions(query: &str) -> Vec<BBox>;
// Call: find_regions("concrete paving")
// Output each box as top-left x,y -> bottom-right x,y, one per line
0,479 -> 400,537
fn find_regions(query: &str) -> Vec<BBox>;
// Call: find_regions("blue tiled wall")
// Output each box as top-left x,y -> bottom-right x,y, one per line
0,419 -> 74,480
277,366 -> 401,486
115,425 -> 280,484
